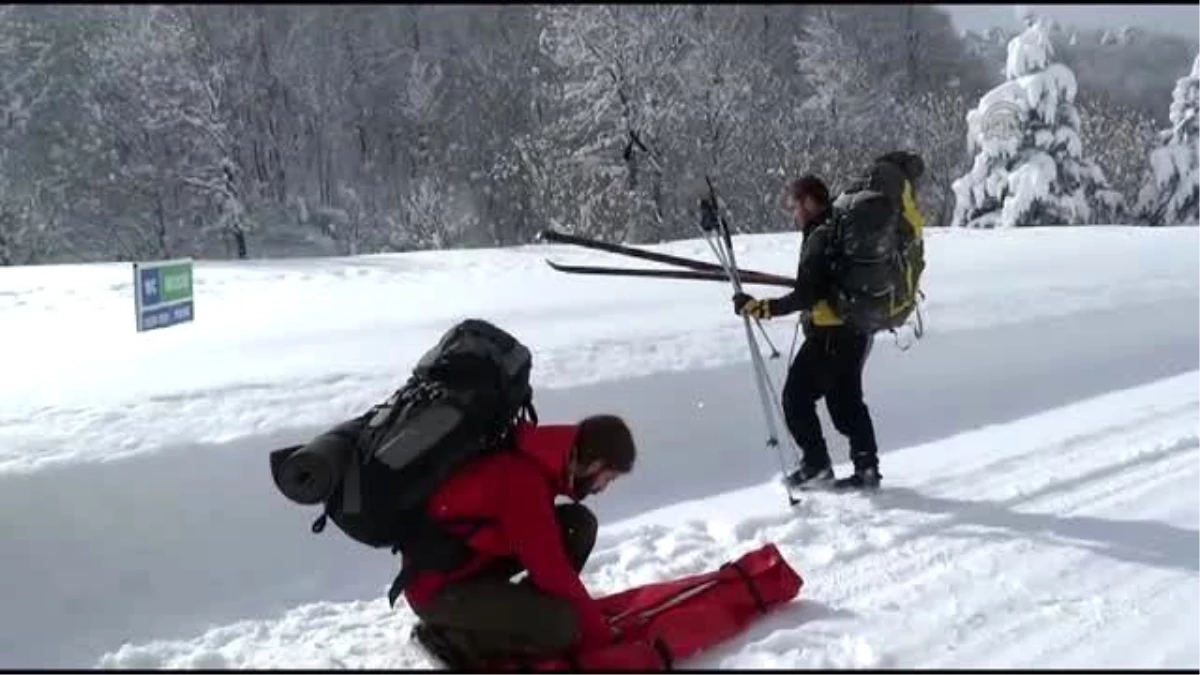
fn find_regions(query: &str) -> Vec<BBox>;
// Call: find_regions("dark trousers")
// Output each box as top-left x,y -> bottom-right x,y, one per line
781,324 -> 879,472
411,503 -> 598,661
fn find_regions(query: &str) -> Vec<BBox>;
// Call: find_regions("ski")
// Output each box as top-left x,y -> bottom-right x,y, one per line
544,260 -> 795,288
539,228 -> 728,274
538,228 -> 794,287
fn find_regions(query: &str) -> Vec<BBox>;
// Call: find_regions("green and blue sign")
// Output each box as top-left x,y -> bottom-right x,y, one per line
134,258 -> 194,332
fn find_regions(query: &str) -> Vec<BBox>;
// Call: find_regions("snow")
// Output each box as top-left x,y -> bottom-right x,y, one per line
1,225 -> 1197,669
1170,53 -> 1200,135
1015,63 -> 1077,126
96,372 -> 1200,669
1,227 -> 1196,475
1001,151 -> 1056,227
953,19 -> 1125,228
1004,17 -> 1052,79
1137,53 -> 1199,226
967,80 -> 1024,157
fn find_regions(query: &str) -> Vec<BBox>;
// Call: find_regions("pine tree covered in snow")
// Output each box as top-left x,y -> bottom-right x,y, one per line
951,18 -> 1125,228
1135,54 -> 1199,226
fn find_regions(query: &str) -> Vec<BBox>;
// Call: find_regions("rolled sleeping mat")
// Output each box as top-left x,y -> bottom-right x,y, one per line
270,430 -> 355,505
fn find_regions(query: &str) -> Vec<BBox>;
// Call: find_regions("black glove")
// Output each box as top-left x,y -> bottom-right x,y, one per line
732,292 -> 752,315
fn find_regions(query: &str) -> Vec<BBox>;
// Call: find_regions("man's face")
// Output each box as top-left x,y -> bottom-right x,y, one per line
791,194 -> 820,227
569,459 -> 624,501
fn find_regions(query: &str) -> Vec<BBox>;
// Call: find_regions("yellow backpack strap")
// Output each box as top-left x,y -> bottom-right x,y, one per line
895,179 -> 927,351
901,180 -> 926,236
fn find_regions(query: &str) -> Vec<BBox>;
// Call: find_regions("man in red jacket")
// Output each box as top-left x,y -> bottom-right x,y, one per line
405,413 -> 637,668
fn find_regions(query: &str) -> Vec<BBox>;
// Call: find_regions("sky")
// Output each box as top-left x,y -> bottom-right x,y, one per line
939,4 -> 1200,41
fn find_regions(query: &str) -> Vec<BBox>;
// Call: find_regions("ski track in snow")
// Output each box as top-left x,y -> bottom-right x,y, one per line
97,372 -> 1200,670
1,227 -> 1196,475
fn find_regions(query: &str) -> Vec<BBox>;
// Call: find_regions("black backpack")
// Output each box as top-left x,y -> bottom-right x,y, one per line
269,319 -> 536,603
825,160 -> 926,335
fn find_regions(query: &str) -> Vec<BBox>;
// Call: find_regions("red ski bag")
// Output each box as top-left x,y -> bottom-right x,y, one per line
526,542 -> 804,671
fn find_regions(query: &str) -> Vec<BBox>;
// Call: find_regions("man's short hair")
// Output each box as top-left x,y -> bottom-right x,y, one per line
789,174 -> 831,208
575,415 -> 636,473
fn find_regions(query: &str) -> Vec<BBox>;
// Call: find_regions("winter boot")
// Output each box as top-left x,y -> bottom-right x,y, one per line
832,466 -> 881,491
786,461 -> 835,489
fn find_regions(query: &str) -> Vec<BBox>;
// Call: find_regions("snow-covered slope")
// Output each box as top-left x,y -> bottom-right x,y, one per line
97,372 -> 1200,670
1,225 -> 1196,669
1,226 -> 1196,474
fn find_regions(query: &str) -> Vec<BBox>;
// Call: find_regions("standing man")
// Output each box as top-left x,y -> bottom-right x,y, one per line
731,152 -> 925,490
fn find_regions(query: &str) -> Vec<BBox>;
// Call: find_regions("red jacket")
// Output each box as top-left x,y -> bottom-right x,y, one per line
403,421 -> 613,649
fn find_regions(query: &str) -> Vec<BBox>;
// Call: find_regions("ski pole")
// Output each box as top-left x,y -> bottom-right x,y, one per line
704,225 -> 796,506
755,319 -> 781,359
699,178 -> 799,507
700,231 -> 779,358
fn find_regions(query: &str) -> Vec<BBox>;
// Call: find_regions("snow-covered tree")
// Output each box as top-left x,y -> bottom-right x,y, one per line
1076,95 -> 1158,205
667,6 -> 787,237
0,6 -> 132,264
951,17 -> 1125,228
78,6 -> 226,260
1119,26 -> 1141,46
535,5 -> 692,243
0,5 -> 57,265
899,87 -> 976,226
1135,54 -> 1199,226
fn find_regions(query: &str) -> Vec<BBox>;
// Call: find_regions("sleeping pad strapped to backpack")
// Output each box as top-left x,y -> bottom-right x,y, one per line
826,159 -> 926,335
269,318 -> 536,598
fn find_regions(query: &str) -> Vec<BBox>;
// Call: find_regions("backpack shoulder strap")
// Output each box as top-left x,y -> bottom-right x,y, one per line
901,180 -> 926,236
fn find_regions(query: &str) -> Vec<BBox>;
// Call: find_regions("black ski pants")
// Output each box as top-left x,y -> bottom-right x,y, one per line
781,324 -> 879,472
410,503 -> 598,662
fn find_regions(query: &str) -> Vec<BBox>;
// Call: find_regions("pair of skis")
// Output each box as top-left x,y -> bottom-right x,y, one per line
538,230 -> 796,289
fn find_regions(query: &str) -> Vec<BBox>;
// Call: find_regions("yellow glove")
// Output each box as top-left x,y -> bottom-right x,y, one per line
732,293 -> 772,320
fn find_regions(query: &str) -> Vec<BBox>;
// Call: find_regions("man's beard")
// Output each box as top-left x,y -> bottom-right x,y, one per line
569,472 -> 596,502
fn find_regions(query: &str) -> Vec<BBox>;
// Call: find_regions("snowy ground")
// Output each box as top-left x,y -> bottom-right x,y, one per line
1,226 -> 1195,474
98,372 -> 1200,670
0,225 -> 1196,668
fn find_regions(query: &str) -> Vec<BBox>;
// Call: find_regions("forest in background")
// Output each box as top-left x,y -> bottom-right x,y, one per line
0,4 -> 1195,265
